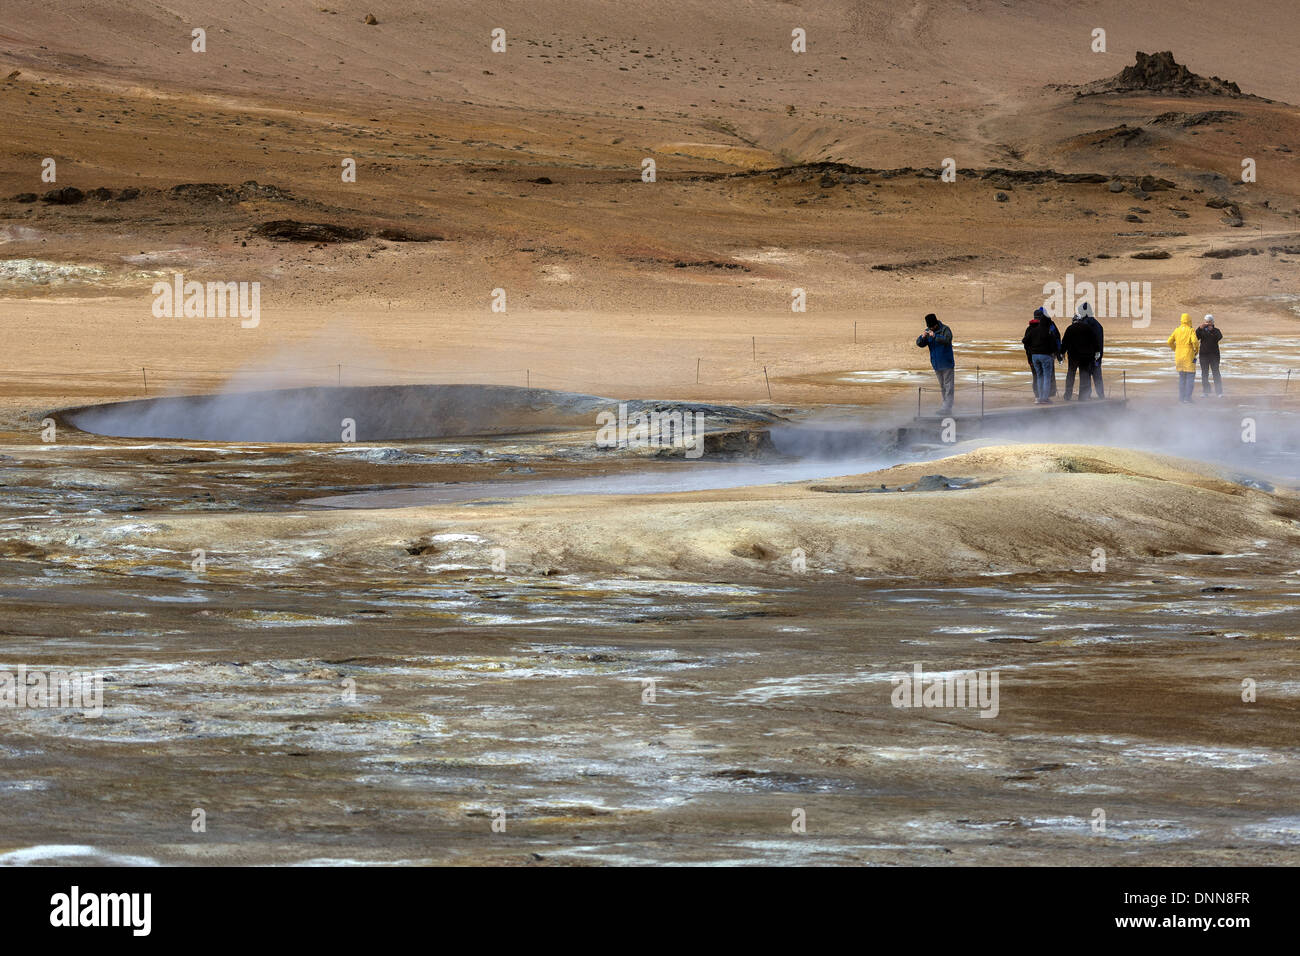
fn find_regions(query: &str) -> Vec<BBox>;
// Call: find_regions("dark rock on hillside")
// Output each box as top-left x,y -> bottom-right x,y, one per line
251,220 -> 369,242
714,162 -> 1112,188
41,186 -> 84,204
374,227 -> 444,242
1088,124 -> 1146,147
1137,175 -> 1175,192
1080,51 -> 1255,99
1150,110 -> 1242,127
171,181 -> 294,203
978,168 -> 1108,186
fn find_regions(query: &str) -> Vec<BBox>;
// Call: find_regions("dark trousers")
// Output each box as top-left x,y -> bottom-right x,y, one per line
1087,360 -> 1104,398
1201,356 -> 1222,395
934,367 -> 954,413
1064,356 -> 1096,400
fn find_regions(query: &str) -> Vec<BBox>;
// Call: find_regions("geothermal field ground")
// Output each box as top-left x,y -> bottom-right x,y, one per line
0,0 -> 1298,873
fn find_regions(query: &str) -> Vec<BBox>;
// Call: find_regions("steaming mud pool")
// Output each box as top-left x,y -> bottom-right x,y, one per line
1,385 -> 1298,865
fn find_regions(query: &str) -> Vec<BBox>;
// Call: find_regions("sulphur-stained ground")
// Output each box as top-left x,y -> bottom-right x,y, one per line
2,0 -> 1300,865
1,436 -> 1299,865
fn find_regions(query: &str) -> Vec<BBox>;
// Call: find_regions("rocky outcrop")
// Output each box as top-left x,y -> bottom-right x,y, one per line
1079,51 -> 1257,99
251,220 -> 444,243
251,220 -> 369,242
170,181 -> 294,203
40,186 -> 85,204
1150,110 -> 1242,127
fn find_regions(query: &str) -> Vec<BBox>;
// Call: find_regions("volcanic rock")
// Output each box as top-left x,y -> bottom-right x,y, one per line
251,220 -> 369,242
41,186 -> 84,204
1081,51 -> 1249,98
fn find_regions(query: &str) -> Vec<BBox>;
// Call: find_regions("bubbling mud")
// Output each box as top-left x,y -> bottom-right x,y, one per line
61,384 -> 614,442
60,384 -> 777,444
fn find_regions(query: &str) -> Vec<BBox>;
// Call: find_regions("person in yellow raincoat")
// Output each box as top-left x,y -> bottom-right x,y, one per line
1167,312 -> 1200,403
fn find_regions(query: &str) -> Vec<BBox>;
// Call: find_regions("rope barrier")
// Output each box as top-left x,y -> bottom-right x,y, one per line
0,362 -> 1294,398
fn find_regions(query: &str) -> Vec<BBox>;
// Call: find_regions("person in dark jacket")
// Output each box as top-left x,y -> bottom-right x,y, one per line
1060,312 -> 1100,400
1077,301 -> 1105,398
1197,314 -> 1223,397
1023,307 -> 1058,404
1041,312 -> 1061,398
915,313 -> 955,414
1025,309 -> 1063,398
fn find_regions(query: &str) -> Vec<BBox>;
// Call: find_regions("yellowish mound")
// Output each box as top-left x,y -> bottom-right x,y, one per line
30,445 -> 1300,581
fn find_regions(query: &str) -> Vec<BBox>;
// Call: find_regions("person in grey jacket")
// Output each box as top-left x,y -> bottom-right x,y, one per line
1197,314 -> 1223,396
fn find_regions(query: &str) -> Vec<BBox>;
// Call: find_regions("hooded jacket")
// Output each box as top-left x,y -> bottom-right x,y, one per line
1196,323 -> 1223,360
1075,304 -> 1105,358
1167,313 -> 1199,372
1023,317 -> 1058,357
1061,316 -> 1099,360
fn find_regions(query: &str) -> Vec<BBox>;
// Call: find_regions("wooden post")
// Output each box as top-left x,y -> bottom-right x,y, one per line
1123,369 -> 1127,400
1287,369 -> 1293,395
337,363 -> 342,387
142,367 -> 147,395
696,357 -> 701,384
763,366 -> 772,400
854,321 -> 857,344
917,386 -> 922,418
526,369 -> 530,389
752,336 -> 756,362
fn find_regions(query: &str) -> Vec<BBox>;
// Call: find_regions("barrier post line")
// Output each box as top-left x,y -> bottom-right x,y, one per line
763,366 -> 772,400
917,386 -> 922,418
696,358 -> 701,384
337,364 -> 342,386
981,380 -> 985,418
141,367 -> 147,395
1287,369 -> 1292,395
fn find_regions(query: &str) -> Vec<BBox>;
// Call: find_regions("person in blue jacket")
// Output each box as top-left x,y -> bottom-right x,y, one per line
915,313 -> 955,414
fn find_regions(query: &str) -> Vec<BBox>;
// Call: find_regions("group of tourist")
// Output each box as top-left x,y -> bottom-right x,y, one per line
914,308 -> 1226,413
